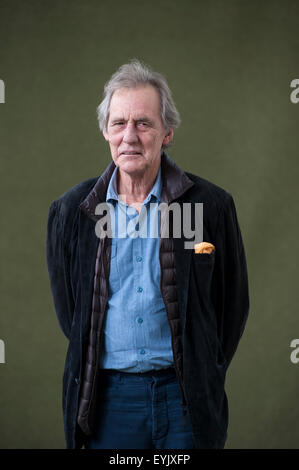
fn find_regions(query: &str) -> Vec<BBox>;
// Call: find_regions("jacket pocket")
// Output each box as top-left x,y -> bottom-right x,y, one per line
193,249 -> 215,262
192,249 -> 216,293
191,249 -> 223,362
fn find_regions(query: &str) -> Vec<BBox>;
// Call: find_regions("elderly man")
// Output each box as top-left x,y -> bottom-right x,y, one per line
46,60 -> 249,449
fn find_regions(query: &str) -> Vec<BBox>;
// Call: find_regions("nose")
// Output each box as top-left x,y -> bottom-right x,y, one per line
123,122 -> 138,144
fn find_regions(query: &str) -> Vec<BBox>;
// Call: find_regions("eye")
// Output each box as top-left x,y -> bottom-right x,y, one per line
137,121 -> 148,128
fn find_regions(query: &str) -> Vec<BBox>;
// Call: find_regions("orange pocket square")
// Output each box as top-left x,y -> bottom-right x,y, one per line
194,242 -> 215,254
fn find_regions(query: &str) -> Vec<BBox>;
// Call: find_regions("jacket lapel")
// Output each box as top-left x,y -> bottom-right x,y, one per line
78,160 -> 116,336
77,210 -> 100,338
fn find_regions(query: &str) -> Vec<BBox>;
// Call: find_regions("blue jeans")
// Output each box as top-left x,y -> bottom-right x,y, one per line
84,367 -> 196,449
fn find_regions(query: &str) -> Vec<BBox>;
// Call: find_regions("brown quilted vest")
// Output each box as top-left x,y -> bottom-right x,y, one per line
77,153 -> 195,436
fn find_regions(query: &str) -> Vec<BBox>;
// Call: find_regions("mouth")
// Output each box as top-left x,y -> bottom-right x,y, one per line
120,151 -> 142,157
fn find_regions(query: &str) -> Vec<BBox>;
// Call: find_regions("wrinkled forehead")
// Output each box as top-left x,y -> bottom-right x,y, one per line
108,85 -> 161,121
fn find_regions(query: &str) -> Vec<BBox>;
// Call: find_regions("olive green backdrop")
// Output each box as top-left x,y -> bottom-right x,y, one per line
0,0 -> 298,449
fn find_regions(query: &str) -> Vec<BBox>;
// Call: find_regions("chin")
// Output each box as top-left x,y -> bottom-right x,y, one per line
118,157 -> 145,172
121,162 -> 145,174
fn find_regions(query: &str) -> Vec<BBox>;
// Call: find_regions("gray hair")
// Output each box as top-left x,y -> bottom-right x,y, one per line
97,59 -> 181,148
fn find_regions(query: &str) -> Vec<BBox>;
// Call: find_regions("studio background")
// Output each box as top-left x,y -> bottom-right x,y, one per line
0,0 -> 298,449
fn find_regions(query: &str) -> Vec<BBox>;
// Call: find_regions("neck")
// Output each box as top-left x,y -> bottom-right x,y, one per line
117,165 -> 160,207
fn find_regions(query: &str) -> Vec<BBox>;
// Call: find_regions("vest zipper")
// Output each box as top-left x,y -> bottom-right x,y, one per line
159,235 -> 189,428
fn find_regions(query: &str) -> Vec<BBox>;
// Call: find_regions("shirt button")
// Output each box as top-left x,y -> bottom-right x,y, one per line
137,317 -> 143,324
136,256 -> 142,262
137,286 -> 143,293
140,349 -> 145,355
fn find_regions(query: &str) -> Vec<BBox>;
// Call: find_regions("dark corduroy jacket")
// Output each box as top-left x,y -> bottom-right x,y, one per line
46,152 -> 249,449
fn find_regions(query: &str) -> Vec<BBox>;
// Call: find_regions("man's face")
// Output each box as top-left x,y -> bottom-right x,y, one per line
103,85 -> 173,177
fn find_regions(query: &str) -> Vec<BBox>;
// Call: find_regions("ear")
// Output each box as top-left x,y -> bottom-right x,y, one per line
162,128 -> 174,147
103,129 -> 109,141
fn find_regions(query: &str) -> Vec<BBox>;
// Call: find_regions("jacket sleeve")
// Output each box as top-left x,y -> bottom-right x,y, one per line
212,193 -> 250,369
46,200 -> 75,340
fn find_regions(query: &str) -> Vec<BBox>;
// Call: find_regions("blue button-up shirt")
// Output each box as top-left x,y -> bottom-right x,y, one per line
99,165 -> 174,372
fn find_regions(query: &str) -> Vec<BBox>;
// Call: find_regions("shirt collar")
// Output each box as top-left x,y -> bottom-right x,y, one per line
106,165 -> 163,205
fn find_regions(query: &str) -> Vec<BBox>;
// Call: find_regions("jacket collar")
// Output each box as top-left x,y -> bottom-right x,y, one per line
79,151 -> 195,222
